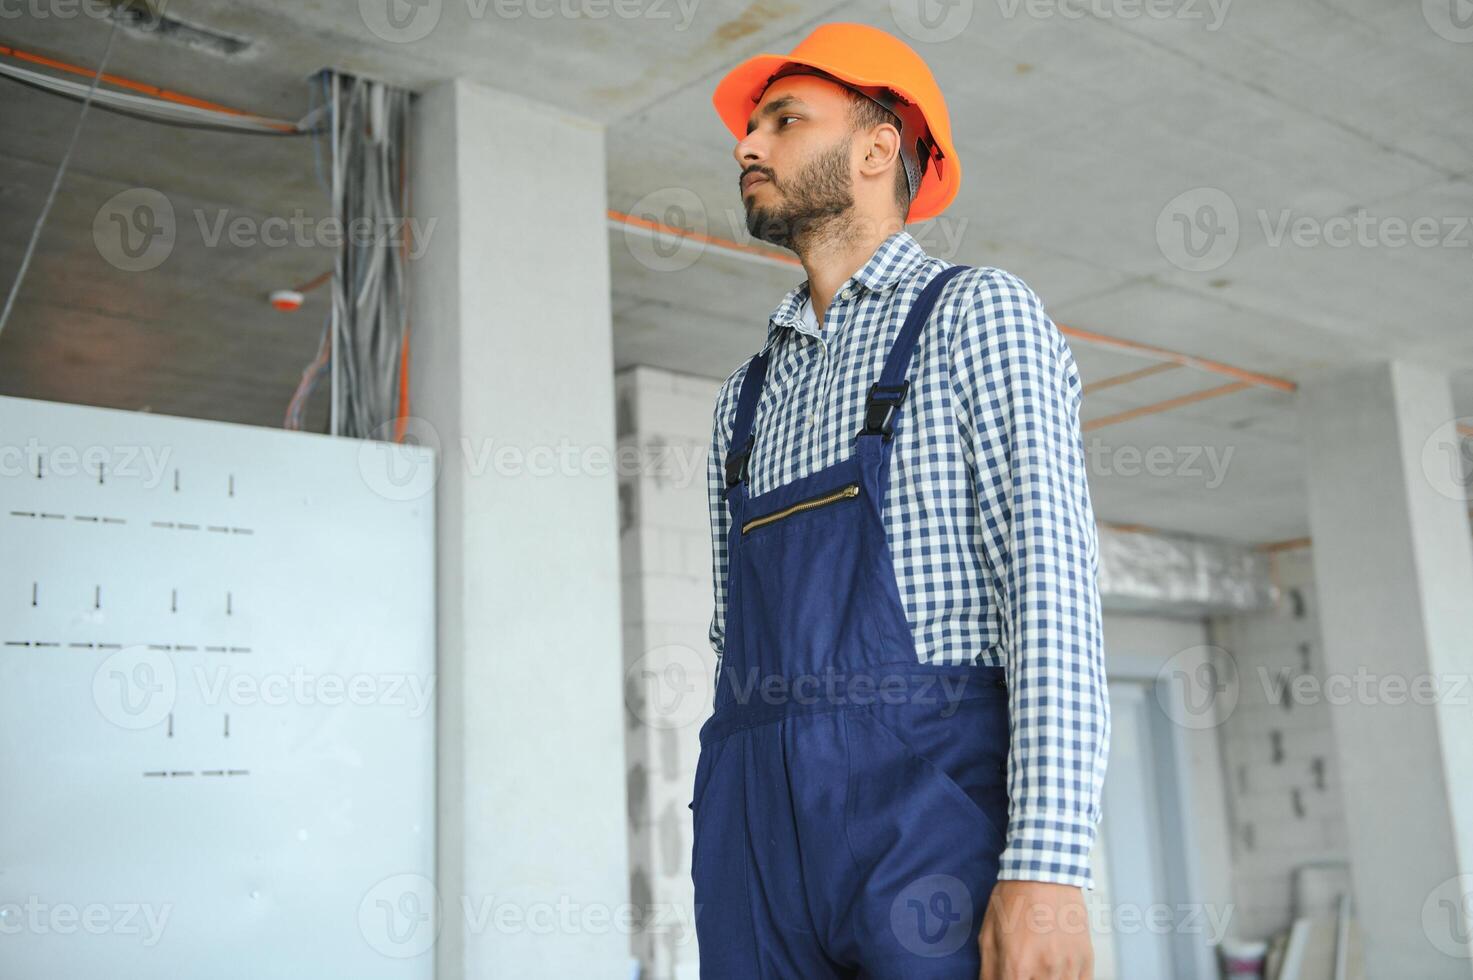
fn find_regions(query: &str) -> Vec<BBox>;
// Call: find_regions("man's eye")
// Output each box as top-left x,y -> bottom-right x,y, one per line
778,115 -> 799,127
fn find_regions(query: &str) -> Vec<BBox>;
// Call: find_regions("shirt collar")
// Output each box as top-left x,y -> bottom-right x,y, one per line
762,230 -> 932,351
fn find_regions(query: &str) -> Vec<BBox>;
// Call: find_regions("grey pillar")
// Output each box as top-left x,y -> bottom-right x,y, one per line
410,79 -> 631,979
1301,359 -> 1473,978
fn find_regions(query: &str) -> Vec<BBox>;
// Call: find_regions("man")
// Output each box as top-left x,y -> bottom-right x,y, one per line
693,23 -> 1109,980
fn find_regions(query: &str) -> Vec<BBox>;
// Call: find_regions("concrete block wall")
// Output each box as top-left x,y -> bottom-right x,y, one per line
616,364 -> 720,980
1207,546 -> 1351,941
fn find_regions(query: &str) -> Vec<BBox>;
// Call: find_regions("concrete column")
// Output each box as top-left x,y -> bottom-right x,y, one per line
1300,360 -> 1473,977
409,80 -> 631,979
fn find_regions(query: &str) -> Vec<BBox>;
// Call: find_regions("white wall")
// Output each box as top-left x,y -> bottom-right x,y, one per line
0,396 -> 435,980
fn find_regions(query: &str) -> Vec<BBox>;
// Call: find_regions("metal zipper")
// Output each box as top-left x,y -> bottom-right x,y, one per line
741,483 -> 860,534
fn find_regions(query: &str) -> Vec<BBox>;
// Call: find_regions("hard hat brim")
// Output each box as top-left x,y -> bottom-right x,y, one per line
712,52 -> 961,223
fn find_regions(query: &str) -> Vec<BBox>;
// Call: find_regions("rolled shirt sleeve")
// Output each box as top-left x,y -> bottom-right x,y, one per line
950,268 -> 1111,890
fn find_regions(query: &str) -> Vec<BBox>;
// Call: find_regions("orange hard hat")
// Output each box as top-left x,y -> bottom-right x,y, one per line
712,22 -> 961,223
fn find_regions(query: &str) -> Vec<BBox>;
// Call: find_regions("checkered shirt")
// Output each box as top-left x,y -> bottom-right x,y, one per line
705,230 -> 1110,890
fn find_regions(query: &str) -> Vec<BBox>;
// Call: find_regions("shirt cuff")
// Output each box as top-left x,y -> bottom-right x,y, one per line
997,807 -> 1100,891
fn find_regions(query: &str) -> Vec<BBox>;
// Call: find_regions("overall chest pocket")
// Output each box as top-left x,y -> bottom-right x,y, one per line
740,481 -> 860,535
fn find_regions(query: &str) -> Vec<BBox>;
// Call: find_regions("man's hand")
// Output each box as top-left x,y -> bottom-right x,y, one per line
978,880 -> 1093,980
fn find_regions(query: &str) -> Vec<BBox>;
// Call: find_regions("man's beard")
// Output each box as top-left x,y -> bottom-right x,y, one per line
744,137 -> 854,252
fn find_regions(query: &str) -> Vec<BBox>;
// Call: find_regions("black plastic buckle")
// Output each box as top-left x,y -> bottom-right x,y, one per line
860,381 -> 910,440
722,435 -> 754,498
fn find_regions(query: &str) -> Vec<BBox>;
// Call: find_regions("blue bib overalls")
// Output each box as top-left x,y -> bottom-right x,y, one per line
690,264 -> 1012,978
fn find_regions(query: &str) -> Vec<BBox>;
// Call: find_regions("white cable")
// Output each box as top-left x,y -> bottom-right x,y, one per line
329,70 -> 341,437
324,74 -> 410,438
0,59 -> 302,132
0,13 -> 121,338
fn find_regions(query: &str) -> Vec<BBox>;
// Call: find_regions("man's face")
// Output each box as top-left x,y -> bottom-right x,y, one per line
733,75 -> 857,250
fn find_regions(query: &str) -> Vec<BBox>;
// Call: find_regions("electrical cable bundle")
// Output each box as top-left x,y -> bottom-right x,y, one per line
324,73 -> 412,440
0,31 -> 411,438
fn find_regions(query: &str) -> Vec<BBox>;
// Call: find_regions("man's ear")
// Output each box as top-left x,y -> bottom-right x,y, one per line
858,123 -> 902,180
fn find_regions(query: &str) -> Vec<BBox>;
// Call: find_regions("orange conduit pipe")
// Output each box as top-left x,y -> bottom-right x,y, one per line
0,42 -> 298,131
1056,325 -> 1295,393
1083,361 -> 1180,394
1082,381 -> 1253,432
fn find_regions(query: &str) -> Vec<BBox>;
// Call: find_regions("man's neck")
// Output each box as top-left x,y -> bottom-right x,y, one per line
796,212 -> 905,328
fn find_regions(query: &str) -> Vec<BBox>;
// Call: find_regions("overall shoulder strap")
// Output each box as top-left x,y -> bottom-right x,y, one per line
858,263 -> 971,441
722,349 -> 770,496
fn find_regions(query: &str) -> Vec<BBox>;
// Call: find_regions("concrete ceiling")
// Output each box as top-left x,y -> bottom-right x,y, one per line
0,0 -> 1469,545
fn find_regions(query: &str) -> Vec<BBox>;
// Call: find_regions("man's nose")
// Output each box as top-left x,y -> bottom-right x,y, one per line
733,133 -> 765,168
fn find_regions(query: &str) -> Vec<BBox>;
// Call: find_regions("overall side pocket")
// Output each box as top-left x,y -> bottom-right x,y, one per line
855,702 -> 1009,851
